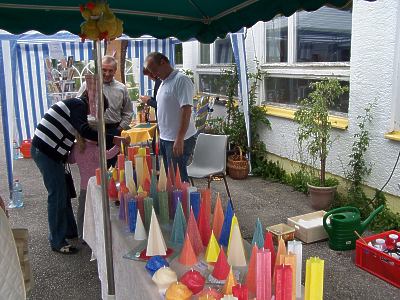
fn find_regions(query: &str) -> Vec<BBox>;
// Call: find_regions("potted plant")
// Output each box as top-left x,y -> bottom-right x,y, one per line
294,78 -> 348,209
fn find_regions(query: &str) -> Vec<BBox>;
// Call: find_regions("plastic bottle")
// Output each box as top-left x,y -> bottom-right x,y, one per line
13,141 -> 20,160
9,180 -> 24,208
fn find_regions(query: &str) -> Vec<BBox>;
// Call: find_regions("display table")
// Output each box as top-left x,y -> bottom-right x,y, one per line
121,123 -> 156,144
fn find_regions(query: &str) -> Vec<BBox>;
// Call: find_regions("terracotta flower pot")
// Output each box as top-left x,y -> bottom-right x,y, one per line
307,183 -> 337,210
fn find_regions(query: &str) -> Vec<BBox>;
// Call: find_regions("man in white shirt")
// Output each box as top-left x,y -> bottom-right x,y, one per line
145,52 -> 197,182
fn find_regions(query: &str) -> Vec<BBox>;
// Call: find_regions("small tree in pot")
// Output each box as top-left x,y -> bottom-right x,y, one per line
294,78 -> 348,209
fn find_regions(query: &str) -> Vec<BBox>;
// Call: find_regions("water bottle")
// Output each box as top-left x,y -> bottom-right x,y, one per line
13,141 -> 20,160
9,180 -> 24,208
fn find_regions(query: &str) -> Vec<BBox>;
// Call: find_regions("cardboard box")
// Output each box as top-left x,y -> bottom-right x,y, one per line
287,211 -> 328,243
266,223 -> 295,244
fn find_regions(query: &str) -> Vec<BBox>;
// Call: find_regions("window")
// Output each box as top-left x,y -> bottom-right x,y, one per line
200,43 -> 211,64
199,74 -> 238,96
214,38 -> 234,64
174,43 -> 183,65
263,77 -> 349,113
297,6 -> 352,62
265,16 -> 288,63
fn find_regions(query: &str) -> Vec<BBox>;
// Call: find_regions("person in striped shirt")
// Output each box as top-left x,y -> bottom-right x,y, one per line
31,91 -> 128,254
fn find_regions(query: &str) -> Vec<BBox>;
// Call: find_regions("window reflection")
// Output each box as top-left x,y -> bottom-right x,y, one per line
266,16 -> 288,63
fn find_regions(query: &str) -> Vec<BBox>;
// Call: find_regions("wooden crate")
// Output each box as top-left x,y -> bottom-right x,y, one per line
287,211 -> 328,243
266,223 -> 295,244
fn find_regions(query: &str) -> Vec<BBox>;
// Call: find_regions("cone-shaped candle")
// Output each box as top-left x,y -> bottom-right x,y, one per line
186,208 -> 204,256
256,248 -> 271,300
200,188 -> 211,222
212,193 -> 224,240
128,200 -> 137,233
152,266 -> 177,291
144,197 -> 154,231
205,231 -> 220,264
179,233 -> 198,266
288,240 -> 302,298
127,177 -> 137,196
135,155 -> 144,187
134,212 -> 147,240
227,214 -> 239,254
227,222 -> 247,267
275,238 -> 287,273
232,284 -> 248,300
186,187 -> 197,217
165,281 -> 192,300
180,269 -> 205,295
189,191 -> 201,220
150,171 -> 159,214
198,196 -> 211,246
172,189 -> 183,218
136,187 -> 145,222
246,245 -> 258,297
146,208 -> 167,256
170,201 -> 187,245
108,178 -> 118,201
264,232 -> 276,276
211,247 -> 230,280
252,218 -> 264,249
222,267 -> 237,295
158,191 -> 169,224
143,158 -> 151,190
125,160 -> 134,184
219,201 -> 234,247
143,177 -> 151,193
275,265 -> 292,300
305,257 -> 324,300
158,156 -> 167,192
175,164 -> 183,188
282,253 -> 296,300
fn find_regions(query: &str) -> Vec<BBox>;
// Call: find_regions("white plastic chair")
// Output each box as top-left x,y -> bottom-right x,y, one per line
187,133 -> 231,199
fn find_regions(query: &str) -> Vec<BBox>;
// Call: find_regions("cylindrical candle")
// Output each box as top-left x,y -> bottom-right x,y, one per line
288,240 -> 302,298
128,200 -> 137,232
256,248 -> 271,300
186,187 -> 197,217
200,188 -> 211,220
96,168 -> 101,185
117,154 -> 125,171
189,191 -> 201,221
275,265 -> 292,300
128,146 -> 138,162
135,155 -> 144,187
146,154 -> 152,173
172,189 -> 183,219
232,284 -> 248,300
158,191 -> 169,224
305,257 -> 324,300
283,254 -> 296,300
144,197 -> 154,230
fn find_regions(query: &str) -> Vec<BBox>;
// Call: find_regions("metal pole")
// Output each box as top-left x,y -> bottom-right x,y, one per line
94,40 -> 115,296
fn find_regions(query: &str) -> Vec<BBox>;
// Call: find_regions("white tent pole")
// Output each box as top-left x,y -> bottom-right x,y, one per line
94,40 -> 115,296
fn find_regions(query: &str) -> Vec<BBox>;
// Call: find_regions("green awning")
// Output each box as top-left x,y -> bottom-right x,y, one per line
0,0 -> 367,43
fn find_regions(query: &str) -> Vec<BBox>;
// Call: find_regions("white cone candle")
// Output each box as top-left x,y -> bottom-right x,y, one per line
134,212 -> 147,240
146,208 -> 167,256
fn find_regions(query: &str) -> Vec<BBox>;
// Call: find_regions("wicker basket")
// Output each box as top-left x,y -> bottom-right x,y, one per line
227,146 -> 249,180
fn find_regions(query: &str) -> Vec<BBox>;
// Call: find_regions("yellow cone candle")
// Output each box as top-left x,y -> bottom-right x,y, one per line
205,230 -> 220,263
305,257 -> 324,300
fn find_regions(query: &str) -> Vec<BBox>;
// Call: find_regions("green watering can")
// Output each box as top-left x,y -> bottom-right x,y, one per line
323,205 -> 384,251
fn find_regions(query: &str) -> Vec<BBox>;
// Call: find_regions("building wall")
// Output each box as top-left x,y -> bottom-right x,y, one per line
182,0 -> 400,210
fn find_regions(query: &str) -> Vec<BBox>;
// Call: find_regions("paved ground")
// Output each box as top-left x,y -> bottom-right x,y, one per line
1,112 -> 399,299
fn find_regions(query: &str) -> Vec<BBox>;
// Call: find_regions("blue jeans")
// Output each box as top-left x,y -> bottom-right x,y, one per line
31,146 -> 77,249
160,135 -> 196,183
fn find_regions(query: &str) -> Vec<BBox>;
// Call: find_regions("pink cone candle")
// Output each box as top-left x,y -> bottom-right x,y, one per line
232,284 -> 248,300
256,248 -> 271,300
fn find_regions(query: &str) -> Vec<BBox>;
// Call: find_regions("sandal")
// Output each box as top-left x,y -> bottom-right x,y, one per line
52,244 -> 79,255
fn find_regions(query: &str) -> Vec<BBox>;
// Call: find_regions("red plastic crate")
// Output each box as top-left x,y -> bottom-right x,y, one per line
355,230 -> 400,288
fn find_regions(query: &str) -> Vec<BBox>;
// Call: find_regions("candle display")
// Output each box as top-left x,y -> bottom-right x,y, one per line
211,246 -> 230,280
144,197 -> 153,230
158,191 -> 169,224
222,267 -> 237,295
108,178 -> 118,201
288,240 -> 302,298
170,201 -> 187,245
179,233 -> 198,266
212,193 -> 224,240
252,218 -> 264,249
158,157 -> 167,191
180,269 -> 205,295
172,189 -> 183,218
189,191 -> 201,220
227,221 -> 247,267
246,244 -> 258,296
275,265 -> 292,300
186,208 -> 204,255
205,230 -> 220,263
264,232 -> 276,276
127,200 -> 137,233
135,155 -> 144,187
219,201 -> 234,247
165,282 -> 192,300
232,284 -> 248,300
134,212 -> 147,240
283,254 -> 296,300
198,196 -> 211,246
305,257 -> 324,300
256,248 -> 271,300
152,267 -> 177,291
145,255 -> 169,276
96,168 -> 101,185
146,208 -> 167,256
117,153 -> 125,172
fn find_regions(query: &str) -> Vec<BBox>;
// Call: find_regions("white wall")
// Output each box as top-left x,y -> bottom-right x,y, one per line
182,0 -> 400,199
